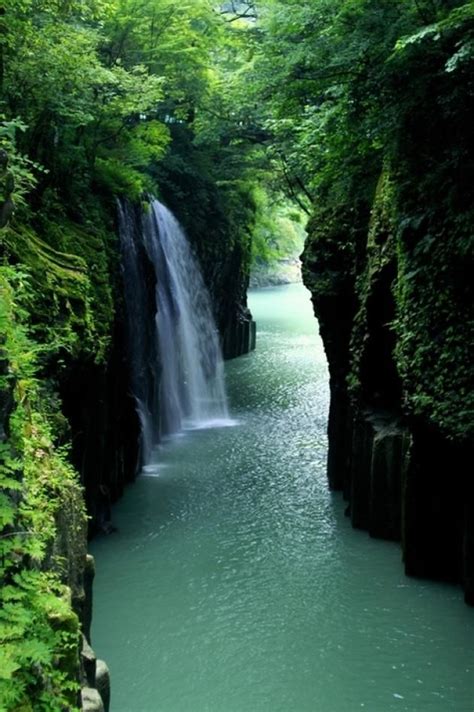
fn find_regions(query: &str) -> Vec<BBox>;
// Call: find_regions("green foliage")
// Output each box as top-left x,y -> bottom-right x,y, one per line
248,0 -> 412,212
1,221 -> 109,363
1,0 -> 471,704
0,119 -> 44,233
4,2 -> 166,199
94,158 -> 148,203
2,0 -> 280,339
259,0 -> 474,438
0,266 -> 85,711
385,3 -> 474,438
251,185 -> 306,266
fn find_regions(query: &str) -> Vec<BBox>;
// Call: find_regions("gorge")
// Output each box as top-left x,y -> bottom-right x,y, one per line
1,1 -> 473,711
91,283 -> 474,712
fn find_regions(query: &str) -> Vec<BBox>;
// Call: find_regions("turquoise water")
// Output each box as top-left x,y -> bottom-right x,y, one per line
91,284 -> 474,712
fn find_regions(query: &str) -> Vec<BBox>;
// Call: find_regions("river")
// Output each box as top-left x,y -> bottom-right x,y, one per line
91,283 -> 474,712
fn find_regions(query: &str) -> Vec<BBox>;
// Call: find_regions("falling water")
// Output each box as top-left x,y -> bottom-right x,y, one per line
118,198 -> 230,463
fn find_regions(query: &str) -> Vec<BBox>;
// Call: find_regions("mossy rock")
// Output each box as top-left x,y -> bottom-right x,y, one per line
2,215 -> 115,362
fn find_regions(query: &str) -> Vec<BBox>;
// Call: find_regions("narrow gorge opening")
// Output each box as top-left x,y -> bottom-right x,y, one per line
88,204 -> 473,712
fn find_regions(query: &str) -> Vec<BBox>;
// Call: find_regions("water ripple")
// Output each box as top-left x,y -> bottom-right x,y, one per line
91,284 -> 474,712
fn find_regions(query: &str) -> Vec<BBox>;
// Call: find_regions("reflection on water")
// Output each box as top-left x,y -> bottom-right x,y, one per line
91,284 -> 474,712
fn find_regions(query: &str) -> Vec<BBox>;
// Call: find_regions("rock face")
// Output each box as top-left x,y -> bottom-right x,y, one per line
155,128 -> 257,362
223,309 -> 257,359
0,148 -> 15,228
81,687 -> 105,712
80,630 -> 111,712
95,660 -> 111,712
59,310 -> 141,535
249,258 -> 302,288
302,170 -> 474,606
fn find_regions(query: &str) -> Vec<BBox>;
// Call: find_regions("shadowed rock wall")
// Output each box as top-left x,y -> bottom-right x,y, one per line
302,169 -> 474,606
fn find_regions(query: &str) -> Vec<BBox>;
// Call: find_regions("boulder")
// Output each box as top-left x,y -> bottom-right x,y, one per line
96,660 -> 111,712
81,687 -> 104,712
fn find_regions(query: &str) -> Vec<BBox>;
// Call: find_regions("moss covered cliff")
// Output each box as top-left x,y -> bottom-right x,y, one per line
0,266 -> 86,709
302,5 -> 474,604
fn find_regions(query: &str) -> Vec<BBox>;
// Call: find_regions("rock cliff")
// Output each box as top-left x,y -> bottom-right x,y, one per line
303,169 -> 474,604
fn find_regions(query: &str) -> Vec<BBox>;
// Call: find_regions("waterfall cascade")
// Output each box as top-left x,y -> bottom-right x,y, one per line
119,199 -> 231,464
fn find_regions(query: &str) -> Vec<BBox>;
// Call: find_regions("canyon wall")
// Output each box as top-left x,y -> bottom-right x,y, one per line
303,142 -> 474,606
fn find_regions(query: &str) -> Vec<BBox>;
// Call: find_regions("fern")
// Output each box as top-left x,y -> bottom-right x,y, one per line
1,267 -> 83,711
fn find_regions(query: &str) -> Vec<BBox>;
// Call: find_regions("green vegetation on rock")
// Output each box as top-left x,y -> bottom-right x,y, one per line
0,267 -> 85,710
1,0 -> 474,705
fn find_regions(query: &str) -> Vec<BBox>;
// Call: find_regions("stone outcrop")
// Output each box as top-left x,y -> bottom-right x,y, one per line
302,172 -> 474,606
80,632 -> 110,712
96,660 -> 111,712
249,258 -> 302,288
79,558 -> 111,710
223,308 -> 256,359
59,313 -> 141,535
81,687 -> 105,712
0,148 -> 15,228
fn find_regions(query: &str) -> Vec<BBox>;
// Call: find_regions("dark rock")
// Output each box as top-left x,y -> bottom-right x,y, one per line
0,196 -> 14,228
0,148 -> 8,171
223,311 -> 256,359
464,487 -> 474,606
83,554 -> 95,644
350,412 -> 375,530
402,424 -> 468,584
369,419 -> 408,541
250,320 -> 257,351
81,687 -> 105,712
59,319 -> 141,535
96,660 -> 111,712
81,635 -> 97,688
327,383 -> 352,492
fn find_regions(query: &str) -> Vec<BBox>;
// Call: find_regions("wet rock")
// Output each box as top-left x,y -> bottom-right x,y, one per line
81,635 -> 97,687
403,425 -> 467,585
83,554 -> 95,643
350,412 -> 375,530
369,421 -> 409,541
81,687 -> 104,712
96,660 -> 111,712
250,320 -> 257,351
464,490 -> 474,606
327,385 -> 352,492
0,147 -> 8,171
0,196 -> 14,228
223,312 -> 256,359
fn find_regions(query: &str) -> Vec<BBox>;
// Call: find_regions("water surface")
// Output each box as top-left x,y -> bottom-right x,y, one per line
91,283 -> 474,712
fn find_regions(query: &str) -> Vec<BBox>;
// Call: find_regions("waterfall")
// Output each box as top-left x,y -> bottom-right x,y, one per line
119,198 -> 231,464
